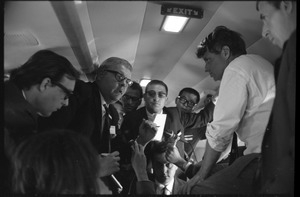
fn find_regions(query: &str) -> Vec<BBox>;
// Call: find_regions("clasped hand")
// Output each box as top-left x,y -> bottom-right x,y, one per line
98,151 -> 120,177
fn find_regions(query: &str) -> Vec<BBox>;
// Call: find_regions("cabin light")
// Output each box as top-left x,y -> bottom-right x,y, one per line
161,16 -> 189,33
74,0 -> 82,4
139,79 -> 151,87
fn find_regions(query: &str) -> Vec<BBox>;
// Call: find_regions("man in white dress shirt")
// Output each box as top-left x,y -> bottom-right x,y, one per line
179,26 -> 275,194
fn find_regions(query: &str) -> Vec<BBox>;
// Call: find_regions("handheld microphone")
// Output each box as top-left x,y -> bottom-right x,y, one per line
100,153 -> 123,194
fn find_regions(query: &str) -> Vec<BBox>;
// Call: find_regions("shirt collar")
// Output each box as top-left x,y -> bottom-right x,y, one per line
155,178 -> 174,194
22,89 -> 43,116
99,91 -> 107,106
21,89 -> 27,100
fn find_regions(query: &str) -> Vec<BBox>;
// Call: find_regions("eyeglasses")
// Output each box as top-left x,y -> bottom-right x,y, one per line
122,94 -> 141,102
177,96 -> 196,108
105,70 -> 133,86
52,81 -> 73,100
146,90 -> 167,98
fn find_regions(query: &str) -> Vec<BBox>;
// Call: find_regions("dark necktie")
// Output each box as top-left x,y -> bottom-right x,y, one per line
162,186 -> 170,195
101,104 -> 111,153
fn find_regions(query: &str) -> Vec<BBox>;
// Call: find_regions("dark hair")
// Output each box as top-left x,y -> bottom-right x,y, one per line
129,81 -> 143,98
9,50 -> 80,90
178,87 -> 200,103
12,129 -> 100,194
144,140 -> 168,161
145,79 -> 168,96
206,94 -> 213,99
196,26 -> 247,59
256,1 -> 281,11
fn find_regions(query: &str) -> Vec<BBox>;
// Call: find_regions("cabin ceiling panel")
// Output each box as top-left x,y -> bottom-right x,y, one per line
86,1 -> 147,66
4,1 -> 79,71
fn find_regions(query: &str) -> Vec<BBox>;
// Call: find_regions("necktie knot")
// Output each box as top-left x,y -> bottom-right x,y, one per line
162,186 -> 170,195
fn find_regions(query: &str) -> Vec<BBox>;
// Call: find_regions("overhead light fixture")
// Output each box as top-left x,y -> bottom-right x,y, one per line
160,4 -> 203,33
139,79 -> 151,87
161,16 -> 189,33
74,0 -> 82,4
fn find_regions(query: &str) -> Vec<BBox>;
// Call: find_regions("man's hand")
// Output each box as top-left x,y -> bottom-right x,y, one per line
131,140 -> 149,181
137,119 -> 158,146
165,144 -> 187,171
165,144 -> 183,163
98,151 -> 120,177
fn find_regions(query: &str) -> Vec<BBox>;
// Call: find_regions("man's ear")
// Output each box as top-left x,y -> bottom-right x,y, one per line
39,77 -> 51,92
175,97 -> 179,105
221,46 -> 231,60
137,99 -> 142,106
282,1 -> 293,14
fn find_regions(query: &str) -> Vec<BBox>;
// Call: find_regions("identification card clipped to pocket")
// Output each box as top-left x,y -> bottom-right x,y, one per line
110,125 -> 116,135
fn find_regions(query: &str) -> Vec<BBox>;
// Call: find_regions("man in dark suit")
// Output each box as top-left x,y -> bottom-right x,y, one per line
122,80 -> 214,158
146,141 -> 186,195
121,81 -> 143,114
256,1 -> 295,194
38,57 -> 133,194
175,88 -> 215,160
132,141 -> 187,195
4,50 -> 80,193
118,79 -> 214,194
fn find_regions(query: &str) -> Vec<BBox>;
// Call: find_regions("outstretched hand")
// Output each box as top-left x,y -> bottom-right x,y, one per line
165,144 -> 188,173
131,141 -> 148,181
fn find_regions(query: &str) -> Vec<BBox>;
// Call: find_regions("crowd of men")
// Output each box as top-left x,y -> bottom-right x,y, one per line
4,1 -> 295,195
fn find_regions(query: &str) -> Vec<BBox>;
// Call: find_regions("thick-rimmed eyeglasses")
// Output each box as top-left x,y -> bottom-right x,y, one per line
146,91 -> 167,98
177,96 -> 196,108
122,94 -> 141,102
105,70 -> 133,86
52,81 -> 73,100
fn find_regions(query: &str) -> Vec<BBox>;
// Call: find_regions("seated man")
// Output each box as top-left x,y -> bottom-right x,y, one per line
134,141 -> 186,195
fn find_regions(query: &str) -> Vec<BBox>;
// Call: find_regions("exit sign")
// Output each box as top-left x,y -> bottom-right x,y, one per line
161,4 -> 203,19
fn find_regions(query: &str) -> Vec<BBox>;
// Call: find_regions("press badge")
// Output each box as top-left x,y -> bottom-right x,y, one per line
110,125 -> 116,135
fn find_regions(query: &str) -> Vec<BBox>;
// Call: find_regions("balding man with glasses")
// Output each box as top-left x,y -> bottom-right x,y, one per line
38,57 -> 135,194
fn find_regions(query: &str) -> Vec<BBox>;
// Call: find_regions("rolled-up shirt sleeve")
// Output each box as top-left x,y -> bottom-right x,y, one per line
206,68 -> 248,152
